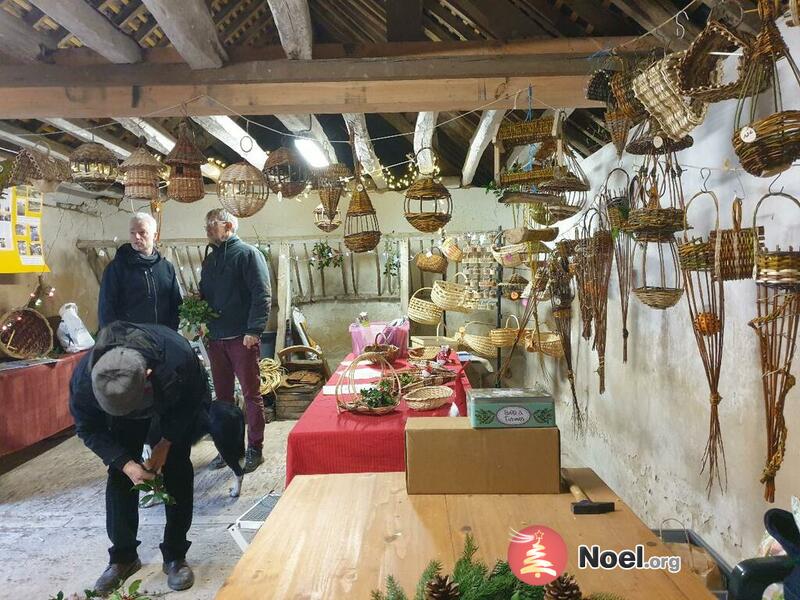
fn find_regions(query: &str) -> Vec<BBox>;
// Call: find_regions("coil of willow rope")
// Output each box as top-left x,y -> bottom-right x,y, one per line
258,358 -> 285,395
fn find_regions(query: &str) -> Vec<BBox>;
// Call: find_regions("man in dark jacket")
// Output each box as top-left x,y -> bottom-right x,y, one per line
200,207 -> 270,473
69,321 -> 206,594
98,212 -> 182,330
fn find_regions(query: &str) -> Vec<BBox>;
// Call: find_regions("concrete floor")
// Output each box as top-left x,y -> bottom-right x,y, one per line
0,420 -> 295,599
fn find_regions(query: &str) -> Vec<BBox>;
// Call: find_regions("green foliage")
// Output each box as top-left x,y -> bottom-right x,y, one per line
179,295 -> 219,339
50,581 -> 147,600
475,408 -> 495,424
383,243 -> 401,278
360,381 -> 397,409
311,241 -> 343,271
132,473 -> 175,506
413,560 -> 442,600
532,408 -> 554,424
485,162 -> 525,199
398,373 -> 415,388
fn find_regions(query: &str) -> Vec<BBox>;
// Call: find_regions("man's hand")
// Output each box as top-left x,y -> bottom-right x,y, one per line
122,460 -> 156,485
243,334 -> 260,349
143,438 -> 172,474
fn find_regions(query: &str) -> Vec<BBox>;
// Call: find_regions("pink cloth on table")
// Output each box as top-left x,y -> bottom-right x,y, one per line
349,321 -> 409,358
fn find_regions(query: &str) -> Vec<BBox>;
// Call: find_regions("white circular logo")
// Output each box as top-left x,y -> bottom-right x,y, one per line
740,127 -> 757,143
496,406 -> 531,426
652,135 -> 664,149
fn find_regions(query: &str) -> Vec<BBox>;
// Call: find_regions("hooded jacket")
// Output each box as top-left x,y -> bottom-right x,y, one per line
69,322 -> 209,470
199,236 -> 270,340
98,243 -> 182,330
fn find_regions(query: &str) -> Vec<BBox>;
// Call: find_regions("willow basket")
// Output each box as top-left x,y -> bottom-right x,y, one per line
611,70 -> 647,123
586,69 -> 614,102
0,308 -> 53,359
626,208 -> 685,236
491,242 -> 528,268
678,237 -> 714,271
733,110 -> 800,177
496,116 -> 554,146
404,385 -> 454,411
440,237 -> 463,262
431,272 -> 470,313
490,314 -> 521,348
415,247 -> 448,273
460,322 -> 496,358
633,286 -> 684,310
364,332 -> 400,365
335,353 -> 400,415
525,330 -> 564,358
709,199 -> 764,281
498,166 -> 555,187
408,287 -> 443,325
344,230 -> 381,253
753,192 -> 800,288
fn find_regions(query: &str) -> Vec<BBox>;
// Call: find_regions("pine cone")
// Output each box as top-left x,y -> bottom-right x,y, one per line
425,574 -> 460,600
544,572 -> 582,600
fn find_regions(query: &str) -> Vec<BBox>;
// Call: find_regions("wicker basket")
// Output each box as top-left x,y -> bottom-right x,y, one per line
586,68 -> 614,102
318,163 -> 350,218
217,162 -> 269,217
364,332 -> 400,365
440,237 -> 463,262
313,203 -> 341,232
431,272 -> 470,313
605,107 -> 632,158
626,208 -> 686,236
496,116 -> 555,146
408,287 -> 443,325
408,346 -> 440,361
625,119 -> 694,156
120,147 -> 162,201
500,272 -> 529,301
733,111 -> 800,177
498,166 -> 555,187
410,322 -> 454,351
415,247 -> 448,274
265,146 -> 308,199
69,142 -> 119,193
490,314 -> 521,348
753,192 -> 800,288
709,198 -> 764,281
525,329 -> 564,358
344,184 -> 381,253
459,322 -> 496,358
9,147 -> 70,193
335,353 -> 400,415
491,242 -> 528,268
611,70 -> 647,124
633,286 -> 684,309
405,173 -> 452,233
404,385 -> 454,411
0,308 -> 53,359
166,122 -> 205,204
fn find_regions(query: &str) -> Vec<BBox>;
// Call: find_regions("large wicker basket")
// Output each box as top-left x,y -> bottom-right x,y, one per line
69,142 -> 119,193
709,198 -> 764,281
0,308 -> 53,359
408,287 -> 443,325
415,247 -> 448,273
335,353 -> 400,415
459,322 -> 496,358
217,162 -> 269,217
120,147 -> 162,201
489,315 -> 521,348
525,329 -> 564,358
404,173 -> 452,233
431,272 -> 470,313
404,385 -> 454,411
344,184 -> 381,253
165,122 -> 205,204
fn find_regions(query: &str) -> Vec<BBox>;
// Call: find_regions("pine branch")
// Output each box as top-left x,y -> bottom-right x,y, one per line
371,591 -> 387,600
385,575 -> 409,600
414,560 -> 442,600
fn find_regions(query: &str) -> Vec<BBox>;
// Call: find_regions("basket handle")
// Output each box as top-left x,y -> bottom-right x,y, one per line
410,287 -> 434,300
465,321 -> 493,332
731,197 -> 743,232
603,167 -> 630,194
374,331 -> 389,345
436,321 -> 448,337
504,314 -> 521,330
335,352 -> 401,412
752,192 -> 800,261
682,190 -> 720,243
414,146 -> 438,176
453,271 -> 468,283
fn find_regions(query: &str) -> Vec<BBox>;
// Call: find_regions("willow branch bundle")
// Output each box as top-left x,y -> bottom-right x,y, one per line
573,237 -> 594,341
748,288 -> 800,503
588,228 -> 614,394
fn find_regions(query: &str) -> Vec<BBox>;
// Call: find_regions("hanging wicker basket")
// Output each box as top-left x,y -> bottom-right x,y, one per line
9,147 -> 70,193
489,314 -> 521,348
344,183 -> 381,253
313,203 -> 341,232
611,70 -> 648,124
733,111 -> 800,177
217,162 -> 269,217
500,272 -> 529,301
753,192 -> 800,289
431,272 -> 470,313
165,122 -> 205,204
626,207 -> 686,236
408,287 -> 443,325
404,385 -> 454,411
120,147 -> 162,200
525,329 -> 564,358
415,247 -> 448,273
496,115 -> 555,147
440,237 -> 463,262
318,163 -> 350,218
677,189 -> 720,273
498,166 -> 555,188
264,146 -> 308,199
69,142 -> 119,193
626,120 -> 694,156
335,353 -> 401,415
459,322 -> 496,358
405,149 -> 452,233
605,107 -> 632,158
0,308 -> 53,359
709,198 -> 764,281
586,68 -> 615,102
491,242 -> 529,268
633,232 -> 684,310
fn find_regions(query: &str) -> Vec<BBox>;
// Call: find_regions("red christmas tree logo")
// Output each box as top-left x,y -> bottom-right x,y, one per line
507,525 -> 567,586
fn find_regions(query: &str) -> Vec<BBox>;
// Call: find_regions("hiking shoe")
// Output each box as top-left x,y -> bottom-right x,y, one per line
243,447 -> 264,474
94,559 -> 142,595
162,559 -> 195,591
208,452 -> 227,470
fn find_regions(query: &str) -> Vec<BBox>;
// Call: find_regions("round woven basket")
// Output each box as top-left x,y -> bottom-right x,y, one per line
408,287 -> 443,325
364,332 -> 400,365
404,385 -> 454,411
733,110 -> 800,177
264,146 -> 308,199
626,208 -> 686,236
69,142 -> 119,193
460,322 -> 496,358
404,176 -> 452,233
431,272 -> 470,313
217,162 -> 269,217
0,308 -> 53,359
489,314 -> 521,348
344,230 -> 381,253
525,329 -> 564,358
633,286 -> 684,310
440,237 -> 463,262
335,352 -> 401,415
415,247 -> 448,274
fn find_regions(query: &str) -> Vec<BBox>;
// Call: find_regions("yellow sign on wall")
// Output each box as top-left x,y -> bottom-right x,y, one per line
0,185 -> 50,274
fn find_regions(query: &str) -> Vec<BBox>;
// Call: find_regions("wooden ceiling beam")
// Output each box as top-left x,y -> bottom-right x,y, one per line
140,0 -> 227,69
413,112 -> 438,173
461,109 -> 504,186
608,0 -> 699,48
42,118 -> 134,158
267,0 -> 313,59
191,115 -> 268,170
273,114 -> 336,164
27,0 -> 142,63
0,9 -> 58,63
448,0 -> 547,39
0,121 -> 72,161
343,113 -> 385,187
387,0 -> 423,42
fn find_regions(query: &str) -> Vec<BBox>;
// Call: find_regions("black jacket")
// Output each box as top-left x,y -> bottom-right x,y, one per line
98,243 -> 182,330
199,236 -> 270,340
69,322 -> 209,470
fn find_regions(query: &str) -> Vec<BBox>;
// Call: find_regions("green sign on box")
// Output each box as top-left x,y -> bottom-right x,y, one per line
467,388 -> 556,429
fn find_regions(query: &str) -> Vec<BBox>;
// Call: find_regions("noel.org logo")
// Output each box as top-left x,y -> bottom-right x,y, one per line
578,545 -> 682,573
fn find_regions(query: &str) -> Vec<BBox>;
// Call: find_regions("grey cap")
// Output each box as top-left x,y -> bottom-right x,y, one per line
91,347 -> 151,416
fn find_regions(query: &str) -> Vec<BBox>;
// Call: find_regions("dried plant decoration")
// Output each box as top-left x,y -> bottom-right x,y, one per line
549,243 -> 580,429
584,209 -> 615,394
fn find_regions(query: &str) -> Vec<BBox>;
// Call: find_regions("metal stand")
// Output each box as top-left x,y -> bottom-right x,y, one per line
494,226 -> 503,386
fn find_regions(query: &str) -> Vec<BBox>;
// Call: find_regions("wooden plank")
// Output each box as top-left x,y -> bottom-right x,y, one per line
28,0 -> 142,63
42,118 -> 134,158
191,115 -> 269,169
387,0 -> 423,42
274,246 -> 291,357
140,0 -> 227,69
343,113 -> 386,188
338,240 -> 348,295
413,112 -> 438,173
374,248 -> 381,296
399,239 -> 410,314
290,244 -> 303,298
274,114 -> 336,164
349,247 -> 358,296
462,109 -> 505,186
0,9 -> 57,63
267,0 -> 313,59
303,242 -> 315,300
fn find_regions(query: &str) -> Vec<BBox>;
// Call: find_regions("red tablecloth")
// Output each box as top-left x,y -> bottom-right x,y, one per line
0,351 -> 87,456
285,352 -> 471,486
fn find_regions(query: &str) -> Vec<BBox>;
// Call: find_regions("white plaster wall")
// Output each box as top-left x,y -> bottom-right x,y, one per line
532,23 -> 800,566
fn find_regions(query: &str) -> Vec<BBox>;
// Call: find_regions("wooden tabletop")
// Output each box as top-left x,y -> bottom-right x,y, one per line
216,469 -> 714,600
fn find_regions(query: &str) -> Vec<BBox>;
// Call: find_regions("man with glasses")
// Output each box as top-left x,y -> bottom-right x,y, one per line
200,208 -> 270,473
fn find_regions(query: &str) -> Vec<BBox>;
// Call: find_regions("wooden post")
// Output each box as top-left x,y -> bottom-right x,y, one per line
275,244 -> 292,359
399,239 -> 410,315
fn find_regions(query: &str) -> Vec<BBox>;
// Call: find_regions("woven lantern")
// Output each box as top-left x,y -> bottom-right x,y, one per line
69,142 -> 119,192
9,148 -> 70,193
404,149 -> 452,233
632,231 -> 684,310
318,163 -> 350,219
216,162 -> 269,218
165,122 -> 205,203
313,203 -> 341,232
264,146 -> 308,199
120,147 -> 161,200
344,180 -> 381,253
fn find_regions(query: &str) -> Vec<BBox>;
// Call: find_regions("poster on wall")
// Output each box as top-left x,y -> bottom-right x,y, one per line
0,185 -> 50,274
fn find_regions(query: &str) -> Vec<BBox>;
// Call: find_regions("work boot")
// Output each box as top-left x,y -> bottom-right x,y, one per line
208,452 -> 227,470
243,447 -> 264,474
162,559 -> 195,591
94,558 -> 142,595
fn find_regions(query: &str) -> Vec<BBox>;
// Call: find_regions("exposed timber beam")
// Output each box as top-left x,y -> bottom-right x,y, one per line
191,116 -> 269,170
0,9 -> 57,63
140,0 -> 227,69
387,0 -> 424,42
414,112 -> 438,173
42,118 -> 135,158
267,0 -> 313,59
273,114 -> 336,164
343,113 -> 385,188
462,110 -> 504,187
0,121 -> 72,161
27,0 -> 142,63
608,0 -> 699,49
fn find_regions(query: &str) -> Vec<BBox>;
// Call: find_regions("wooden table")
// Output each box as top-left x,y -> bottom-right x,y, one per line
216,470 -> 714,599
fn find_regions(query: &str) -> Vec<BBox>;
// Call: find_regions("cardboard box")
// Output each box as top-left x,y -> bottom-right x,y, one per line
405,417 -> 561,494
467,388 -> 555,429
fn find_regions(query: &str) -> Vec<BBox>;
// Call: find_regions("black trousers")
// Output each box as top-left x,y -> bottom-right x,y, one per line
106,417 -> 194,564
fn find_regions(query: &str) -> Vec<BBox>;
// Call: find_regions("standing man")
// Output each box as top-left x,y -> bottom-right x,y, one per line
200,208 -> 270,473
98,212 -> 182,330
70,321 -> 207,594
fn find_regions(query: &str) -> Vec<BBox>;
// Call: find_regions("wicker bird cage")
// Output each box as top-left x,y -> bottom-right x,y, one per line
264,146 -> 308,199
9,147 -> 70,193
536,123 -> 589,221
633,231 -> 684,309
405,150 -> 452,233
318,163 -> 351,219
120,147 -> 162,200
313,203 -> 341,232
496,115 -> 555,147
344,181 -> 381,253
0,308 -> 53,359
216,162 -> 269,217
69,142 -> 119,193
733,0 -> 800,177
165,122 -> 205,203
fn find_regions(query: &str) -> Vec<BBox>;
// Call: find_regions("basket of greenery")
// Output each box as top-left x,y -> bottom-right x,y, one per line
335,352 -> 401,415
178,295 -> 219,340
